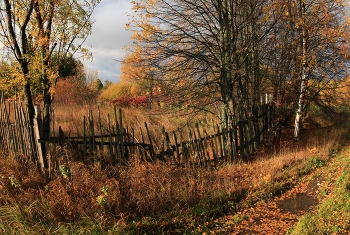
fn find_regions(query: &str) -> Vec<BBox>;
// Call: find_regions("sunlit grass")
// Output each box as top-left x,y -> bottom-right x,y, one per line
1,125 -> 345,234
288,146 -> 350,235
1,103 -> 349,234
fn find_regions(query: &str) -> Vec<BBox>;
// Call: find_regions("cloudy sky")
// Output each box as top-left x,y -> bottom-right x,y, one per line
83,0 -> 350,83
83,0 -> 133,83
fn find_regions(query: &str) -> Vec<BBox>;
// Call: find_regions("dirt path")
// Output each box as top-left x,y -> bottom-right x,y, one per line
195,124 -> 346,235
235,175 -> 323,234
209,172 -> 324,234
206,122 -> 334,235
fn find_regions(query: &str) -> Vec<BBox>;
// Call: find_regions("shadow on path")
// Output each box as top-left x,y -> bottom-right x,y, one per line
229,175 -> 324,234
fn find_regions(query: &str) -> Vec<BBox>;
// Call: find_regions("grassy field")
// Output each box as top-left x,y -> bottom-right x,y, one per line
0,105 -> 350,234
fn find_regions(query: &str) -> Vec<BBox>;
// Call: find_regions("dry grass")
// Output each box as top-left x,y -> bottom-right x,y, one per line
1,101 -> 348,233
52,103 -> 186,130
0,121 -> 345,234
51,103 -> 192,142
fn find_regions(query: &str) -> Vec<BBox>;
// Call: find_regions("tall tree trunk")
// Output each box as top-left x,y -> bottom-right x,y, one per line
34,0 -> 55,142
43,76 -> 52,141
294,0 -> 307,141
21,63 -> 35,125
41,49 -> 52,141
218,0 -> 234,129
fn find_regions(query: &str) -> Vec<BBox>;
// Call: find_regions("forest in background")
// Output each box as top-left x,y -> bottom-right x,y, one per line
0,0 -> 349,142
1,0 -> 350,234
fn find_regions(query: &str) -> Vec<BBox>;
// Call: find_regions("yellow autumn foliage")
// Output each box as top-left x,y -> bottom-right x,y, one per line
98,82 -> 143,102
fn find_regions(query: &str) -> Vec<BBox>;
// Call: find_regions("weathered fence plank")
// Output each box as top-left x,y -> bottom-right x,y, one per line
33,105 -> 46,170
0,94 -> 275,171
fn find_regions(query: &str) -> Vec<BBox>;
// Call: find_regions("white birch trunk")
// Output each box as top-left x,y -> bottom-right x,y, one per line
294,72 -> 307,141
294,0 -> 307,141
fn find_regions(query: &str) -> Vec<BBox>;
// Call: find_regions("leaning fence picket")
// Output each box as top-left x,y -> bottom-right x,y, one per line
117,108 -> 125,161
185,123 -> 191,166
246,121 -> 253,156
89,110 -> 96,153
98,107 -> 104,167
98,107 -> 104,151
0,94 -> 276,172
160,127 -> 166,162
211,124 -> 219,163
205,129 -> 216,164
130,128 -> 135,157
22,103 -> 33,158
107,114 -> 115,165
33,105 -> 46,170
195,127 -> 205,167
167,131 -> 173,163
222,126 -> 229,162
237,121 -> 243,161
139,126 -> 146,162
215,124 -> 223,161
14,103 -> 24,156
145,122 -> 154,160
83,116 -> 87,164
172,131 -> 180,164
193,130 -> 200,165
124,127 -> 130,161
201,128 -> 211,164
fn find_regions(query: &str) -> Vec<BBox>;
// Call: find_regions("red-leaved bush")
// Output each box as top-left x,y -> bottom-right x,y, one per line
109,95 -> 150,107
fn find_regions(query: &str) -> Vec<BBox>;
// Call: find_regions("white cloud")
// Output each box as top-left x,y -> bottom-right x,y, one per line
83,0 -> 134,82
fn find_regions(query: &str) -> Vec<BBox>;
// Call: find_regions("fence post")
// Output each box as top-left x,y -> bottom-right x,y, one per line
33,105 -> 47,170
238,121 -> 247,161
145,122 -> 155,160
118,108 -> 126,161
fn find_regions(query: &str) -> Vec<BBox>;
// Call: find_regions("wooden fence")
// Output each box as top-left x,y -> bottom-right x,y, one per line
49,103 -> 273,168
0,95 -> 46,170
0,95 -> 274,175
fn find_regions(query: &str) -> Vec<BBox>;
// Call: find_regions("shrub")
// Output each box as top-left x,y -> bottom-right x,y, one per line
110,95 -> 150,107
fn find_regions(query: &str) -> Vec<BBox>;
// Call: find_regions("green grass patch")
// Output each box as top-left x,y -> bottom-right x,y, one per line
288,148 -> 350,234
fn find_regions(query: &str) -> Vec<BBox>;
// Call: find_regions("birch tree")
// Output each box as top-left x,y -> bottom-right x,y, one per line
124,0 -> 349,143
254,0 -> 348,139
293,0 -> 307,141
286,0 -> 349,140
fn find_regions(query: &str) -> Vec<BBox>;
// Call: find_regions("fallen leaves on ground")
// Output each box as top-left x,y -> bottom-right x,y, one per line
207,171 -> 324,235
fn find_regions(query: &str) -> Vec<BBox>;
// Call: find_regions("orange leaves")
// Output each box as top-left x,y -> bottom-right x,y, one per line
309,147 -> 318,154
137,22 -> 160,40
124,0 -> 169,85
121,51 -> 148,83
340,40 -> 348,60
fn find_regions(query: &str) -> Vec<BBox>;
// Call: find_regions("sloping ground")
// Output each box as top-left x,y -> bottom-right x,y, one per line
288,142 -> 350,234
213,162 -> 325,234
118,125 -> 345,234
0,123 -> 348,234
210,140 -> 350,234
